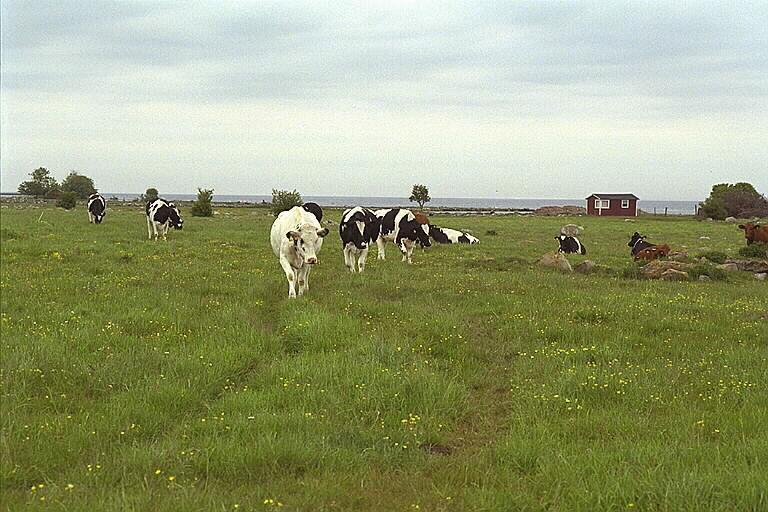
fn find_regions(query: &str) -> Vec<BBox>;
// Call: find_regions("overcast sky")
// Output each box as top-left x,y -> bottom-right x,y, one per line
1,1 -> 766,200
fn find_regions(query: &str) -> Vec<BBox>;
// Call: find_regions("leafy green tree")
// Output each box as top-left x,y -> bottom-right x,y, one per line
191,188 -> 214,217
271,189 -> 303,216
409,184 -> 431,209
61,172 -> 97,200
698,183 -> 768,219
17,167 -> 59,197
140,188 -> 159,203
56,191 -> 77,209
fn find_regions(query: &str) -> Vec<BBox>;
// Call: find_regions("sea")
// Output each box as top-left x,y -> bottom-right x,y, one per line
98,194 -> 700,215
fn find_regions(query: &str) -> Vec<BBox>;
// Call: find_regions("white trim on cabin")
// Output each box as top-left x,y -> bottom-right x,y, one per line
621,199 -> 630,208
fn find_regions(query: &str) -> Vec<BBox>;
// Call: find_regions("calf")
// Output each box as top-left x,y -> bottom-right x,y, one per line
374,208 -> 432,263
429,225 -> 480,244
634,244 -> 670,261
270,206 -> 330,298
555,234 -> 586,254
738,223 -> 768,245
87,193 -> 106,224
146,199 -> 183,240
339,207 -> 380,273
628,232 -> 654,256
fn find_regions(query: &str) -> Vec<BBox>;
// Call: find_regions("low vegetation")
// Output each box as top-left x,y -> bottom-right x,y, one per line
1,206 -> 766,511
271,189 -> 303,216
191,188 -> 214,217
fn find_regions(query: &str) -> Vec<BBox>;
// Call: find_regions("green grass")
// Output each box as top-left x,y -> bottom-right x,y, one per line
1,204 -> 767,511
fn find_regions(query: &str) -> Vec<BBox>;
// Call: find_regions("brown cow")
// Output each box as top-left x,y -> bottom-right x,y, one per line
634,244 -> 671,261
738,223 -> 768,245
414,212 -> 429,225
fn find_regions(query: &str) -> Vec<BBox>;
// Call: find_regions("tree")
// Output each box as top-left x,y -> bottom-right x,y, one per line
699,183 -> 768,219
56,191 -> 77,210
17,167 -> 59,197
140,188 -> 159,203
191,188 -> 214,217
409,184 -> 431,209
61,172 -> 97,200
271,189 -> 303,216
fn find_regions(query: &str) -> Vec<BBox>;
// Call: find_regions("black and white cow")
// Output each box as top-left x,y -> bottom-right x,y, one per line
628,232 -> 653,256
146,199 -> 184,240
339,207 -> 380,273
301,202 -> 323,223
555,235 -> 586,254
87,193 -> 106,224
428,225 -> 479,244
374,208 -> 431,264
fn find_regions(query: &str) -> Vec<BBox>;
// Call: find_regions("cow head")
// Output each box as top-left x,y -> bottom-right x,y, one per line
628,232 -> 645,248
94,212 -> 105,224
287,226 -> 329,264
738,223 -> 761,244
413,221 -> 432,247
168,203 -> 184,230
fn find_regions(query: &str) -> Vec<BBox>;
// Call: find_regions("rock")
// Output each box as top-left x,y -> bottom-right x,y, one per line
624,218 -> 635,222
724,259 -> 768,273
661,269 -> 689,281
537,252 -> 572,272
534,205 -> 587,216
560,224 -> 583,236
725,217 -> 738,223
755,273 -> 767,281
640,260 -> 694,279
698,275 -> 711,282
574,260 -> 596,274
668,251 -> 690,261
699,236 -> 711,240
706,218 -> 714,222
717,263 -> 740,272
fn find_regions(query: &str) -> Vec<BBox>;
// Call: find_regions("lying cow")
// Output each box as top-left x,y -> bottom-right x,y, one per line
270,206 -> 330,298
374,208 -> 432,263
628,232 -> 654,256
339,207 -> 380,273
146,199 -> 183,240
634,244 -> 670,261
87,193 -> 106,224
555,234 -> 586,254
428,225 -> 479,244
738,223 -> 768,245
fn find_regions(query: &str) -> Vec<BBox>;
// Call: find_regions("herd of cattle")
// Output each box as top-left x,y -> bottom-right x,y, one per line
83,193 -> 767,298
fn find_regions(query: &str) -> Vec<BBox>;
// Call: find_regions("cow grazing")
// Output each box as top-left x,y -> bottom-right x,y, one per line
270,206 -> 330,298
374,208 -> 432,263
146,199 -> 183,240
634,244 -> 670,261
339,207 -> 380,273
428,225 -> 479,244
87,193 -> 106,224
302,202 -> 323,223
738,223 -> 768,245
555,234 -> 586,254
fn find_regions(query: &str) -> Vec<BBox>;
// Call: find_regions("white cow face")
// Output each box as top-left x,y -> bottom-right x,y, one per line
287,227 -> 330,264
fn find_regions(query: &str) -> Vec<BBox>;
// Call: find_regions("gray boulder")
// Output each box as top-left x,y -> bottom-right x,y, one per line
537,252 -> 572,272
661,269 -> 689,281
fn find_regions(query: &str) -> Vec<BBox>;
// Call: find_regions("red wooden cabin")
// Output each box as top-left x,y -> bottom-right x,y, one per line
586,193 -> 639,217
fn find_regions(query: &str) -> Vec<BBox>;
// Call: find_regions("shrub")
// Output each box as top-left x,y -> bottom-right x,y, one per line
271,189 -> 303,216
485,230 -> 498,236
61,171 -> 97,199
697,251 -> 728,264
738,243 -> 768,259
688,263 -> 728,281
56,191 -> 77,209
619,262 -> 643,279
141,188 -> 159,203
698,182 -> 768,220
191,188 -> 214,217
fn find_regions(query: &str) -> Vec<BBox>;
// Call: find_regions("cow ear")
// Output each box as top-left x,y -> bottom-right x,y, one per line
317,227 -> 330,238
286,231 -> 301,241
738,224 -> 745,229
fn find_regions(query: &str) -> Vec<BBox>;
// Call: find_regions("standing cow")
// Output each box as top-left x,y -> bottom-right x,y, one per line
271,206 -> 330,298
339,207 -> 380,273
146,199 -> 184,240
738,223 -> 768,245
87,193 -> 106,224
374,208 -> 431,264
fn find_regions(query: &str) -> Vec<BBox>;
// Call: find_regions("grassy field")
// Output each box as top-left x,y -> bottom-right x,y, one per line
1,204 -> 767,511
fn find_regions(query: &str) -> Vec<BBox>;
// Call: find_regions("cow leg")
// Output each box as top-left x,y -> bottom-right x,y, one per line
88,211 -> 94,223
297,265 -> 310,296
402,239 -> 414,264
343,245 -> 355,272
279,257 -> 298,298
161,223 -> 169,241
303,266 -> 311,294
376,237 -> 386,260
147,216 -> 153,240
358,247 -> 369,273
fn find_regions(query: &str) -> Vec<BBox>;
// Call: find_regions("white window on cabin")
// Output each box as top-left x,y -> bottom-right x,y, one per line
595,199 -> 610,209
621,199 -> 630,208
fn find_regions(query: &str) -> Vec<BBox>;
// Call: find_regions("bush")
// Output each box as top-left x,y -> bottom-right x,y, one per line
688,263 -> 728,281
738,243 -> 768,259
271,189 -> 303,216
141,188 -> 159,203
191,188 -> 214,217
619,262 -> 643,279
56,191 -> 77,210
697,251 -> 728,264
698,183 -> 768,220
61,172 -> 97,199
